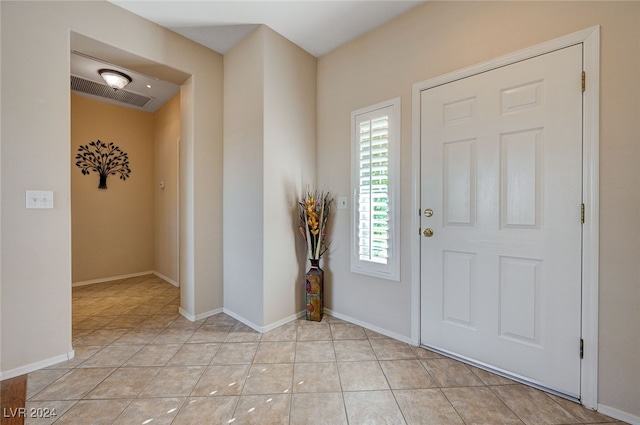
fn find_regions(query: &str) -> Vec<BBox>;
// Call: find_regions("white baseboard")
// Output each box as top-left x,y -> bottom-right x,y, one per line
179,307 -> 223,322
221,309 -> 304,333
72,270 -> 179,287
0,350 -> 75,380
324,308 -> 414,345
598,403 -> 640,425
152,271 -> 179,287
222,308 -> 263,332
72,271 -> 153,287
262,311 -> 305,333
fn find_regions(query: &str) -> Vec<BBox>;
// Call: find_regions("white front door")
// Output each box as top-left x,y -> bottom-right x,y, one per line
420,45 -> 583,397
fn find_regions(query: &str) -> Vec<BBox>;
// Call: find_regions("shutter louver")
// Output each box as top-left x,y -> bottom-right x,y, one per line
357,115 -> 390,264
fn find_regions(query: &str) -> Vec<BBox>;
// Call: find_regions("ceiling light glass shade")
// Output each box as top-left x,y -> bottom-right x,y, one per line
98,69 -> 132,90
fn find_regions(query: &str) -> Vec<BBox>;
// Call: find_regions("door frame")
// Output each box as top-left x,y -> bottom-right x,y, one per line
410,26 -> 600,408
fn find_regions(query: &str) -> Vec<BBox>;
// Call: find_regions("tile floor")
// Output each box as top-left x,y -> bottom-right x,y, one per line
24,274 -> 624,424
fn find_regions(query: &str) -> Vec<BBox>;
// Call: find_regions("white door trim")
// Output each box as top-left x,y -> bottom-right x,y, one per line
411,26 -> 600,409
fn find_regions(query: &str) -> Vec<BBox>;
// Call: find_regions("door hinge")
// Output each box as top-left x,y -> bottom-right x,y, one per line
581,71 -> 586,92
418,227 -> 421,235
581,203 -> 585,224
580,339 -> 584,359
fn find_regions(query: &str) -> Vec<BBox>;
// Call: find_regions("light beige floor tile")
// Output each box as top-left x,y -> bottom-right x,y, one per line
168,316 -> 207,330
323,315 -> 347,324
369,338 -> 417,360
333,340 -> 376,361
492,384 -> 579,425
380,359 -> 437,389
53,399 -> 131,425
254,341 -> 296,363
443,387 -> 524,425
137,314 -> 179,329
411,345 -> 445,359
262,322 -> 298,342
92,304 -> 138,316
394,389 -> 465,425
26,369 -> 69,399
72,303 -> 112,316
231,394 -> 290,425
225,323 -> 263,343
295,340 -> 336,362
547,394 -> 618,424
204,313 -> 239,327
73,316 -> 116,330
24,400 -> 77,425
152,327 -> 196,344
172,396 -> 238,425
58,276 -> 610,425
30,368 -> 115,400
72,329 -> 94,343
85,367 -> 161,399
130,303 -> 165,315
44,346 -> 102,370
330,323 -> 367,340
112,397 -> 185,425
168,343 -> 220,366
102,315 -> 148,329
72,297 -> 100,307
242,363 -> 294,395
77,344 -> 143,368
422,358 -> 485,388
364,328 -> 390,339
159,303 -> 180,314
337,361 -> 389,391
343,390 -> 407,425
297,322 -> 332,341
191,364 -> 250,396
188,325 -> 232,343
111,328 -> 162,345
290,392 -> 348,425
211,342 -> 258,364
139,366 -> 206,397
469,366 -> 517,385
123,343 -> 182,367
73,329 -> 127,346
293,362 -> 342,393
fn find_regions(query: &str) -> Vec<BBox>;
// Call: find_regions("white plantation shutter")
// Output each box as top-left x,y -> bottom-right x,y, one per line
358,116 -> 390,263
351,98 -> 400,281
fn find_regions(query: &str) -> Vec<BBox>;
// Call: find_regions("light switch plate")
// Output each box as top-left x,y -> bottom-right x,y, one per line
26,190 -> 54,209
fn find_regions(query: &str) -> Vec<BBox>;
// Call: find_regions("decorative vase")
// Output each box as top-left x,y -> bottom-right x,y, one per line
305,259 -> 324,321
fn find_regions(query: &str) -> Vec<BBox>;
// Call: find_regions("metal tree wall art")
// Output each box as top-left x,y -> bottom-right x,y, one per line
75,140 -> 131,189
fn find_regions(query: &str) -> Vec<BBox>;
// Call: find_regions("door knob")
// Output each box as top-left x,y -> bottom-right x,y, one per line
424,208 -> 433,217
423,228 -> 434,237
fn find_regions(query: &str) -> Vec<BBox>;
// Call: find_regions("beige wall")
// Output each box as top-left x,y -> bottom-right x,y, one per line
223,26 -> 317,328
223,27 -> 266,326
71,93 -> 154,283
154,93 -> 180,284
317,1 -> 639,417
262,28 -> 317,326
1,0 -> 222,374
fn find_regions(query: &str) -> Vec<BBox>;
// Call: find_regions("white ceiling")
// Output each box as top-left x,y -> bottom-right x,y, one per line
108,0 -> 425,57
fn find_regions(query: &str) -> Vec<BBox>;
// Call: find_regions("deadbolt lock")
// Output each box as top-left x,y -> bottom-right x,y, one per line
423,228 -> 434,237
424,208 -> 433,217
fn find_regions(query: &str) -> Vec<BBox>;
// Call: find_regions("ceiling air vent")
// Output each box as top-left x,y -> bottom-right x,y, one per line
70,75 -> 152,108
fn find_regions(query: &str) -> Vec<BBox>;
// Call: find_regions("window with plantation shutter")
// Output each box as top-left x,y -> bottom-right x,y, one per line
351,98 -> 400,281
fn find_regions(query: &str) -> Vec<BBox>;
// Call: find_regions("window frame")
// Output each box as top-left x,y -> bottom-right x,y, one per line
350,97 -> 401,281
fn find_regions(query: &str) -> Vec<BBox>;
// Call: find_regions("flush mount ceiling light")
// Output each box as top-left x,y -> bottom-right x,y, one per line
98,69 -> 132,90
